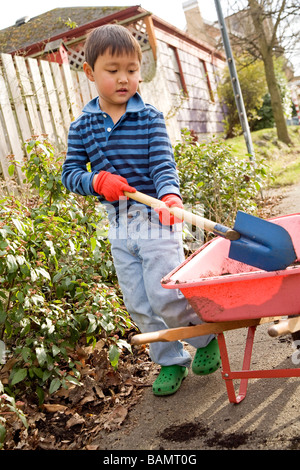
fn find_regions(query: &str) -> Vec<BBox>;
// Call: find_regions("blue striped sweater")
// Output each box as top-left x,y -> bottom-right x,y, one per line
61,93 -> 181,220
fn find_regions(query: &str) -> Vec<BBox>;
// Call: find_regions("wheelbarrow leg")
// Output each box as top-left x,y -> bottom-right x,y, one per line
217,326 -> 257,404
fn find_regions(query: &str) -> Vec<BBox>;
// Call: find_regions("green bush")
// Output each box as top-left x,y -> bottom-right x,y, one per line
0,137 -> 134,403
217,55 -> 267,138
253,64 -> 293,131
174,130 -> 268,231
218,55 -> 293,137
0,380 -> 28,449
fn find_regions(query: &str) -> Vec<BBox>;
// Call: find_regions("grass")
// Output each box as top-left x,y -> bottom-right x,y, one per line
225,125 -> 300,188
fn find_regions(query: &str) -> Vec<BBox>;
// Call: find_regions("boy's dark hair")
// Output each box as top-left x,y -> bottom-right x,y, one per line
84,24 -> 142,69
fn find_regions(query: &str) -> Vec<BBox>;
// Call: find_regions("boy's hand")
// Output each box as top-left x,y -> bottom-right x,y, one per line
93,171 -> 136,202
155,194 -> 184,225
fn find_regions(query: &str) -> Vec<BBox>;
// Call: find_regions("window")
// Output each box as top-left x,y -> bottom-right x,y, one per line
199,60 -> 214,102
169,47 -> 188,96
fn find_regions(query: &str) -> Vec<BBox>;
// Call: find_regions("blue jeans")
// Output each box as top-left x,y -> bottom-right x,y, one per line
108,204 -> 214,368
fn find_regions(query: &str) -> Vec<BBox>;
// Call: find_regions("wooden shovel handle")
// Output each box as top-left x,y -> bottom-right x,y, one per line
124,191 -> 240,241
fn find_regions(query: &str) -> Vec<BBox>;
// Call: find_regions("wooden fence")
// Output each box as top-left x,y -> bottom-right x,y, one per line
0,52 -> 97,185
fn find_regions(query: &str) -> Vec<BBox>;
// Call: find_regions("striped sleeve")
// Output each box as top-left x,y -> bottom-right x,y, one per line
148,110 -> 181,199
61,120 -> 98,196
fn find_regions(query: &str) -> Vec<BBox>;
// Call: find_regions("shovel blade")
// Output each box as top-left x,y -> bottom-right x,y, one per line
229,211 -> 296,272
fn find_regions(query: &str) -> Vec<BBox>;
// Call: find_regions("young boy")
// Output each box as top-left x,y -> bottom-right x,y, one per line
62,24 -> 220,396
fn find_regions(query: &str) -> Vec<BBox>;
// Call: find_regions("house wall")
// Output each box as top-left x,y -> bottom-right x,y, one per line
139,43 -> 181,144
140,29 -> 226,143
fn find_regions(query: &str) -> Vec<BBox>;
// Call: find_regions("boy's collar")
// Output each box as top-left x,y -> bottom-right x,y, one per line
83,92 -> 146,115
125,93 -> 146,113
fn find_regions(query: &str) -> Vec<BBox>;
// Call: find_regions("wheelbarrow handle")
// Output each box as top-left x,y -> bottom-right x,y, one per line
268,316 -> 300,337
124,191 -> 240,241
131,317 -> 281,345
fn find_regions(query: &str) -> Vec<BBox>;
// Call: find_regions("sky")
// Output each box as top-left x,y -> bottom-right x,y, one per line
0,0 -> 220,31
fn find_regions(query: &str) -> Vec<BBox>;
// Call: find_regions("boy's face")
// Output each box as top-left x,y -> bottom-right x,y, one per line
83,50 -> 141,114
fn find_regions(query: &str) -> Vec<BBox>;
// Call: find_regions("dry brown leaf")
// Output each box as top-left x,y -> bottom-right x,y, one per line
43,404 -> 68,413
120,385 -> 133,397
104,370 -> 122,387
103,404 -> 128,431
94,384 -> 105,399
78,393 -> 95,406
66,413 -> 85,429
82,339 -> 105,356
54,384 -> 76,398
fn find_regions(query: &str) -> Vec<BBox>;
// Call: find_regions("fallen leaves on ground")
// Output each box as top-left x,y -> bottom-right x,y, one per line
1,338 -> 154,450
256,190 -> 284,219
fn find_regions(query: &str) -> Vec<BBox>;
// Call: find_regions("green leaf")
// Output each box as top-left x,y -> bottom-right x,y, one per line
35,346 -> 47,366
32,367 -> 44,379
16,291 -> 24,303
0,424 -> 6,446
12,218 -> 25,235
90,237 -> 97,251
8,164 -> 15,177
21,346 -> 31,363
10,368 -> 27,385
0,311 -> 6,324
86,314 -> 97,334
31,294 -> 44,306
42,370 -> 52,382
6,255 -> 18,273
0,302 -> 6,324
109,344 -> 120,369
49,378 -> 61,394
18,411 -> 28,429
36,267 -> 51,280
42,318 -> 55,335
34,174 -> 40,188
52,345 -> 60,357
117,339 -> 132,353
65,375 -> 81,386
30,268 -> 38,282
36,387 -> 45,406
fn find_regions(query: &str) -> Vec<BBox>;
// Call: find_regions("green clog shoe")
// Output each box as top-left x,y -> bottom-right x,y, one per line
192,338 -> 221,375
152,365 -> 188,396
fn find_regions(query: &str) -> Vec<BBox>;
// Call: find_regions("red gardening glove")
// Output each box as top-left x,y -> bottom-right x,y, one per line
155,194 -> 184,225
93,171 -> 136,202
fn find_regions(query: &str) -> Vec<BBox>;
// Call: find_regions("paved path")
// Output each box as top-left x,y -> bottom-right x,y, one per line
267,183 -> 300,216
94,327 -> 300,451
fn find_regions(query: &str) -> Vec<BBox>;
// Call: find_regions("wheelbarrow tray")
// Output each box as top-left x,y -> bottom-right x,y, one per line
162,214 -> 300,322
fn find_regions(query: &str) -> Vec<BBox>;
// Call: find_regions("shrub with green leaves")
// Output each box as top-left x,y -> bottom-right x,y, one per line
0,380 -> 28,449
174,129 -> 268,230
0,137 -> 134,403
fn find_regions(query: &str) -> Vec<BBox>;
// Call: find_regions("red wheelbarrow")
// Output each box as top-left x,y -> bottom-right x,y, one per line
131,214 -> 300,404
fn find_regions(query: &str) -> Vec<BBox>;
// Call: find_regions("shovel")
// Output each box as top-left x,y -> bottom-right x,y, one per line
124,190 -> 296,272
